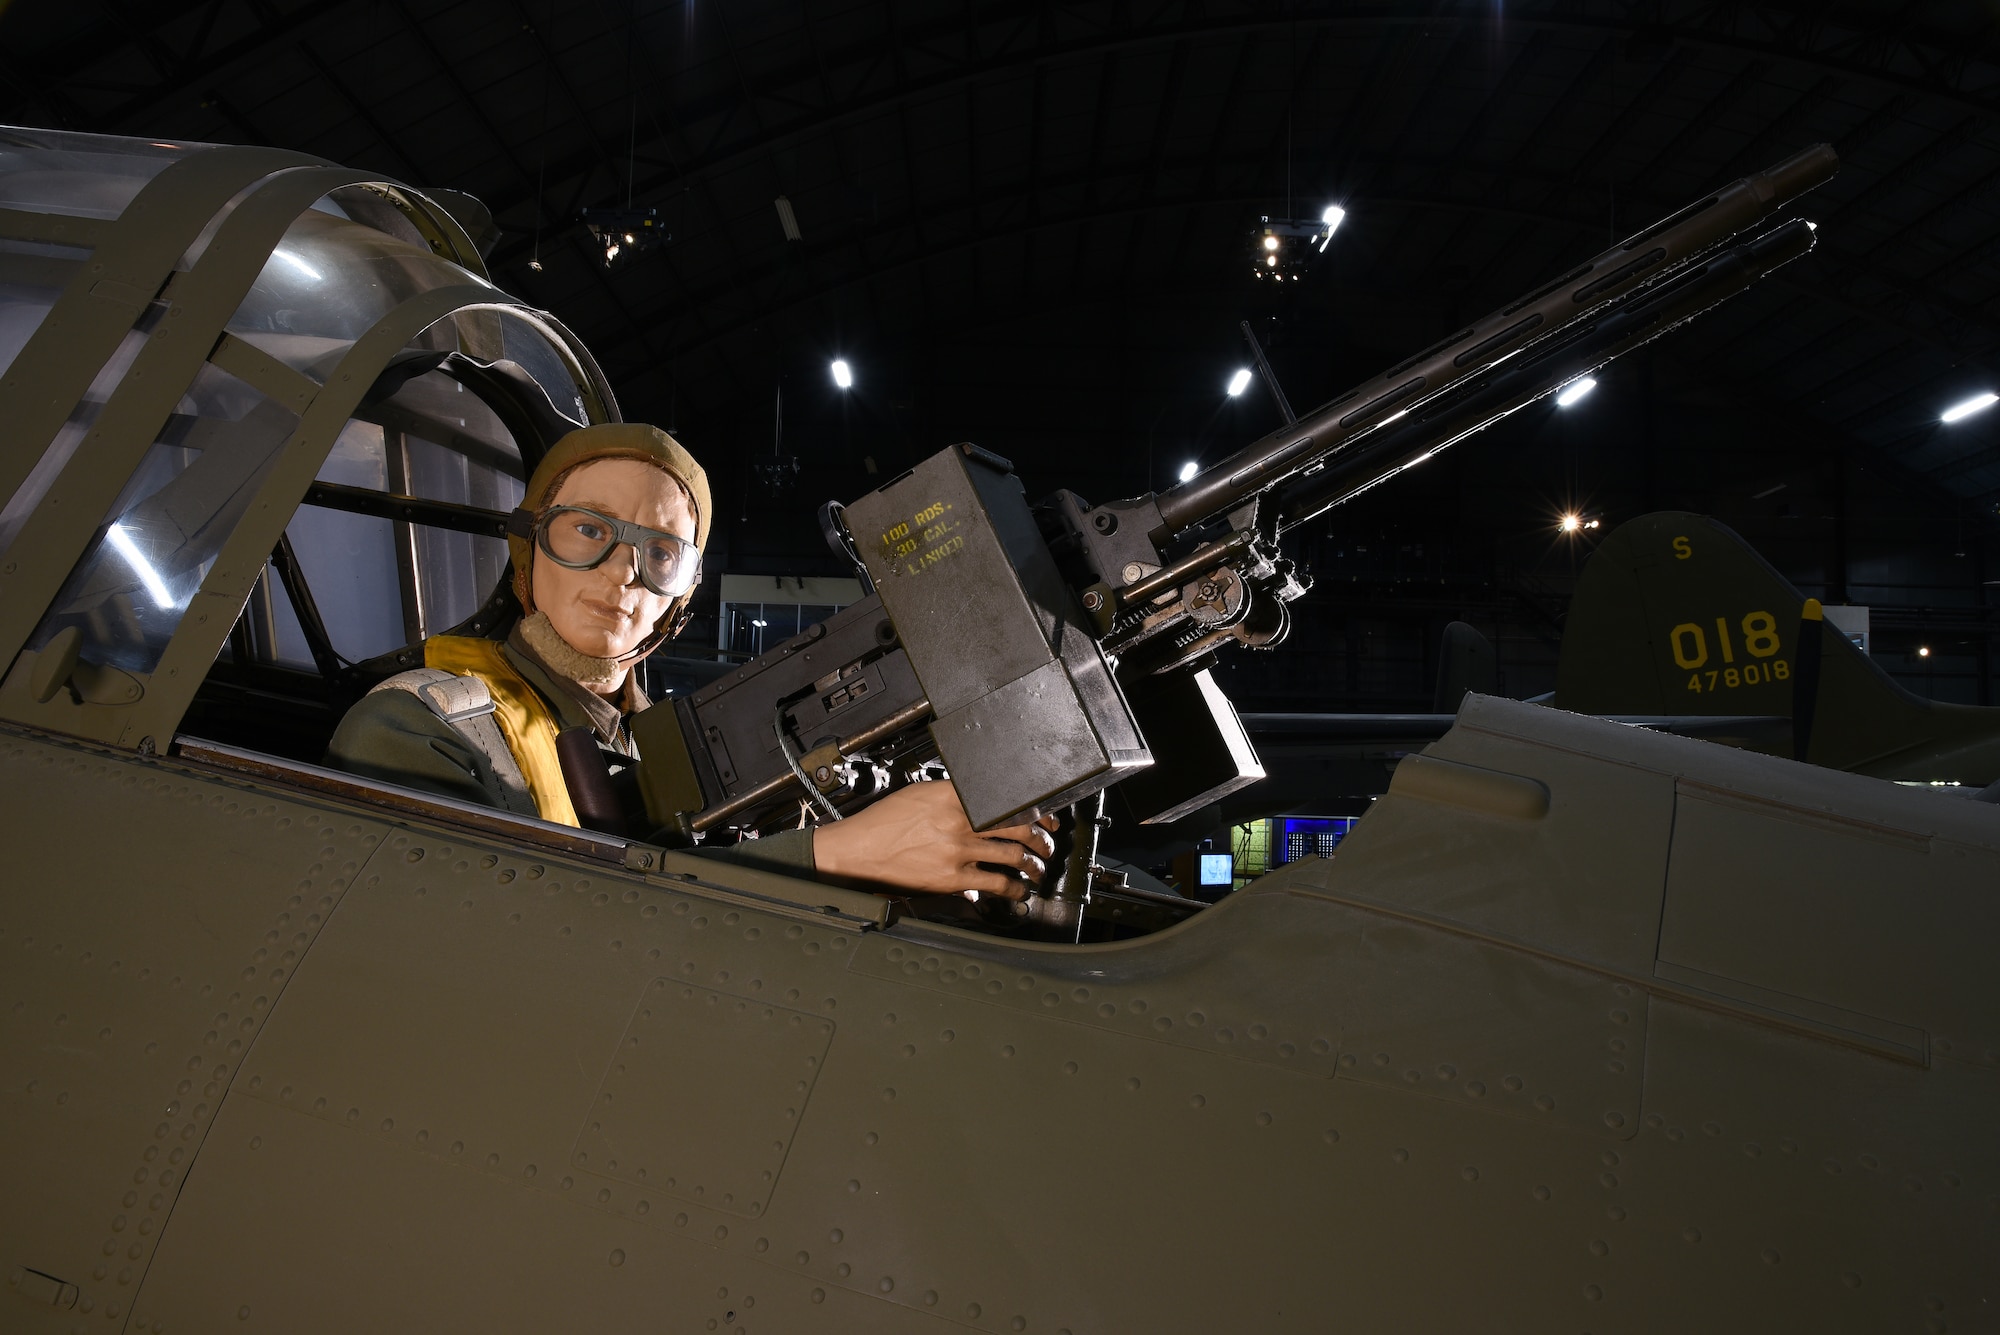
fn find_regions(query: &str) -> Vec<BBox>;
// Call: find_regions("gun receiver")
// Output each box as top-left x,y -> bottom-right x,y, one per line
633,145 -> 1836,930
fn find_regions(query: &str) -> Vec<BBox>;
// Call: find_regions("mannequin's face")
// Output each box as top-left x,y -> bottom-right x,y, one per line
531,457 -> 695,666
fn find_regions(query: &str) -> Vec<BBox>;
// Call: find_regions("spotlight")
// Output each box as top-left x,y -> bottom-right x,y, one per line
831,359 -> 854,390
1560,513 -> 1582,533
1248,209 -> 1344,281
1227,368 -> 1253,397
1942,392 -> 1998,423
1556,377 -> 1598,407
1178,461 -> 1199,483
1318,206 -> 1345,252
580,205 -> 666,266
1919,645 -> 1932,657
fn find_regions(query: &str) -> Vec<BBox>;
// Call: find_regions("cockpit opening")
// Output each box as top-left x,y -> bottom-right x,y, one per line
0,127 -> 1205,945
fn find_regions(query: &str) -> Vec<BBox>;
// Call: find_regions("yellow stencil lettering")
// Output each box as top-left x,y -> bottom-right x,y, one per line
1742,610 -> 1780,657
1670,623 -> 1708,670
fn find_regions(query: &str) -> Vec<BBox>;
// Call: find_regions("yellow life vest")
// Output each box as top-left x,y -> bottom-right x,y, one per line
423,635 -> 580,827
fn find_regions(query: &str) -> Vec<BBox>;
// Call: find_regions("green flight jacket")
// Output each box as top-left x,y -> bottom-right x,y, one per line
324,629 -> 816,877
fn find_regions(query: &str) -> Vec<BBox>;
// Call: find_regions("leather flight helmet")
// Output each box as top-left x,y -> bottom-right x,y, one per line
508,422 -> 712,655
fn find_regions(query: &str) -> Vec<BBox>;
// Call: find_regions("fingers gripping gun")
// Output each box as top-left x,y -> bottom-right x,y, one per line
632,145 -> 1838,938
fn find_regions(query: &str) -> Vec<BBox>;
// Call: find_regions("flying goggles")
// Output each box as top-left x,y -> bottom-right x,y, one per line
506,505 -> 703,597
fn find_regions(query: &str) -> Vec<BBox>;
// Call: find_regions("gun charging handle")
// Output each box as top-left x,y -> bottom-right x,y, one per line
818,500 -> 875,594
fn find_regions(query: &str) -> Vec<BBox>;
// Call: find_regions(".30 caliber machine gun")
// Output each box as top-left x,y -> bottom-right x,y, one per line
632,145 -> 1840,939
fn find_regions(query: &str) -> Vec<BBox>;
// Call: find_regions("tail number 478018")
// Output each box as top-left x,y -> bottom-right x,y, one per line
1674,611 -> 1789,693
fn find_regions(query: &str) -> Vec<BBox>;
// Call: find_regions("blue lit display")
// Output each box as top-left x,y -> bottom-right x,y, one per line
1276,817 -> 1360,864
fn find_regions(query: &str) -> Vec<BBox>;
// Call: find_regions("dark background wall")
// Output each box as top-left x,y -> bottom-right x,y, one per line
6,0 -> 1995,710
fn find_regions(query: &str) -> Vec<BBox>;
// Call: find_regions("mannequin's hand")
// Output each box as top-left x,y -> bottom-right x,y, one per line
812,780 -> 1059,897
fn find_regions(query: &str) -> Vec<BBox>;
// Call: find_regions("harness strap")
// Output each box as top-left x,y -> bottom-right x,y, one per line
424,637 -> 580,827
367,667 -> 541,819
368,637 -> 581,827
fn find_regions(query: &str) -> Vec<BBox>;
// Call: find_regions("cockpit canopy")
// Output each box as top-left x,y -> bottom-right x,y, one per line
0,126 -> 617,758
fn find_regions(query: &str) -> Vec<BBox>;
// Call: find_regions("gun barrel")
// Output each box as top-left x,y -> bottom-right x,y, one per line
1153,143 -> 1837,536
1273,217 -> 1819,535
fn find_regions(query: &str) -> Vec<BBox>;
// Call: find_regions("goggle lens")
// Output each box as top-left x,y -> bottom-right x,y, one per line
535,507 -> 701,596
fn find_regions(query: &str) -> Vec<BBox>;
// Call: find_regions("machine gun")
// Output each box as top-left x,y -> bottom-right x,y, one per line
632,144 -> 1839,938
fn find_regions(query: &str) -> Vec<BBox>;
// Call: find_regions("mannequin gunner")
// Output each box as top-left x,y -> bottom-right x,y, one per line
326,422 -> 1054,898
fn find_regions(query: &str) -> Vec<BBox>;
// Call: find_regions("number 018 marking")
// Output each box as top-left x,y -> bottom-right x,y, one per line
1671,611 -> 1780,670
1677,610 -> 1791,693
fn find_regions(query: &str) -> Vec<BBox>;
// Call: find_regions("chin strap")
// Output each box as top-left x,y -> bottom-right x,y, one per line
614,588 -> 698,664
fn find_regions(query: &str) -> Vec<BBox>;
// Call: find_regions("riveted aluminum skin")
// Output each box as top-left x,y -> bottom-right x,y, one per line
2,694 -> 1995,1330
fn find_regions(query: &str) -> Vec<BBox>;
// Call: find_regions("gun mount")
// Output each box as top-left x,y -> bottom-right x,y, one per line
634,145 -> 1839,938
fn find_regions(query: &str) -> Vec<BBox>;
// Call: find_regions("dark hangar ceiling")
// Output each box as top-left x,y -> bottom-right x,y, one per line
4,1 -> 1999,704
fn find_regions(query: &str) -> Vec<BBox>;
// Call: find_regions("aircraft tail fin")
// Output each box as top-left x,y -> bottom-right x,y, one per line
1555,512 -> 2000,782
1433,621 -> 1498,713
